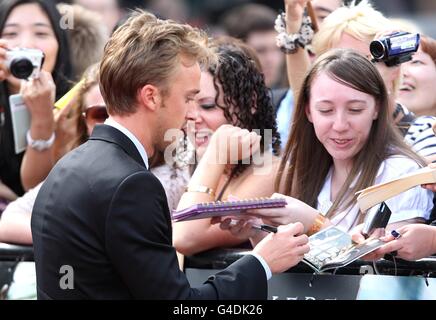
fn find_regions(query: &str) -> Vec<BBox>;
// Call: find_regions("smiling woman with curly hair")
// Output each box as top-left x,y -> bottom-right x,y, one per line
173,37 -> 282,256
207,37 -> 281,175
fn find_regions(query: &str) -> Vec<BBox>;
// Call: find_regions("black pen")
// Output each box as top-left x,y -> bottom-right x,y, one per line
252,224 -> 277,233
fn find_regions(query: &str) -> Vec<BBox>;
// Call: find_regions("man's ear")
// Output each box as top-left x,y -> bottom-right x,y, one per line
138,84 -> 160,111
305,104 -> 313,123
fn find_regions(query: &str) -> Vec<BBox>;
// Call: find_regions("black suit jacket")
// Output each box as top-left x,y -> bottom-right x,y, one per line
31,124 -> 267,299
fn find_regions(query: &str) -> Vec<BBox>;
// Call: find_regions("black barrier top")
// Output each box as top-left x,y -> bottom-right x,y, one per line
185,247 -> 436,277
1,242 -> 435,276
0,242 -> 34,261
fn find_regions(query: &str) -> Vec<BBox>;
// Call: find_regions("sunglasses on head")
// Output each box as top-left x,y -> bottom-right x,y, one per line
84,104 -> 108,123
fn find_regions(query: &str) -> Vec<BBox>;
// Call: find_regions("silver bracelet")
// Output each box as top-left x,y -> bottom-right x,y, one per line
275,13 -> 314,54
26,130 -> 55,151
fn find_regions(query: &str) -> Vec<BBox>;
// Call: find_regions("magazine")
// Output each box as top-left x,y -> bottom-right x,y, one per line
303,226 -> 384,273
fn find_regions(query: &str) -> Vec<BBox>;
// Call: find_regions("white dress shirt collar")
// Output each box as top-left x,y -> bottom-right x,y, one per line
104,117 -> 149,169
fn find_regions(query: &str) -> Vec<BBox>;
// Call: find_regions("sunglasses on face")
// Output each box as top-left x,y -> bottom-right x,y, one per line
84,104 -> 108,123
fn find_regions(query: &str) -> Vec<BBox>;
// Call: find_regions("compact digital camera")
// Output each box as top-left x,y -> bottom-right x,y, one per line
370,32 -> 420,67
5,48 -> 45,80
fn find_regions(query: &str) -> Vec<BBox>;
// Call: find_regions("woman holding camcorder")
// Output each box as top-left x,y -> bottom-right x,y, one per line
0,0 -> 73,205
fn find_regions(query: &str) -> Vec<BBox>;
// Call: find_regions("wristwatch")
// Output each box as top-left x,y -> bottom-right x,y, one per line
26,130 -> 55,151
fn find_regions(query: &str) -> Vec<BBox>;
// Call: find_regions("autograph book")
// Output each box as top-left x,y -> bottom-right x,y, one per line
303,226 -> 384,273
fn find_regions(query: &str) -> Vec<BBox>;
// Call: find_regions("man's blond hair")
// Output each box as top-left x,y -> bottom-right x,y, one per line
100,10 -> 212,115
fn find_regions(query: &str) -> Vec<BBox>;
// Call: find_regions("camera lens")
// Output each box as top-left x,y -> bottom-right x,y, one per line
369,40 -> 386,59
10,57 -> 34,79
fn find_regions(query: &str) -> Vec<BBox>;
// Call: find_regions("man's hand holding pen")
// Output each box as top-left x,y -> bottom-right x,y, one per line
211,215 -> 279,247
210,194 -> 278,243
215,218 -> 310,274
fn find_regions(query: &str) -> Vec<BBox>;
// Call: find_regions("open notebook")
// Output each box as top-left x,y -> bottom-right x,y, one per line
172,198 -> 287,222
356,166 -> 436,212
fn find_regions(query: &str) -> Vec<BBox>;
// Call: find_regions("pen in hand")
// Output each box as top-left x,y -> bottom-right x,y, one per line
228,219 -> 278,233
251,224 -> 277,233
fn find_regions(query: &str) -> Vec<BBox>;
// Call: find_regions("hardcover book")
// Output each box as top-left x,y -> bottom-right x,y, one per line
172,198 -> 287,222
356,166 -> 436,211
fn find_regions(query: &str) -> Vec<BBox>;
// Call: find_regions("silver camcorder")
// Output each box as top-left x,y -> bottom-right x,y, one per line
370,32 -> 420,67
5,48 -> 45,80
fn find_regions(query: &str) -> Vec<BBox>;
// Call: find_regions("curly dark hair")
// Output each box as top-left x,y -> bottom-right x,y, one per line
208,41 -> 281,178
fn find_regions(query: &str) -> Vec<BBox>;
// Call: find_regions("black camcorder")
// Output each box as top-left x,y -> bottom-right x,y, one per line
361,202 -> 391,239
369,32 -> 420,67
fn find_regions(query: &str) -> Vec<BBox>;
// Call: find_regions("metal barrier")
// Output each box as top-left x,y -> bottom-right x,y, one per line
185,247 -> 436,277
185,248 -> 436,300
0,243 -> 34,298
0,243 -> 33,262
1,243 -> 435,299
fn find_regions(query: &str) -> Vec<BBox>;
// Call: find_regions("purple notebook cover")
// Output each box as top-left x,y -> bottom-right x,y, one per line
172,198 -> 287,222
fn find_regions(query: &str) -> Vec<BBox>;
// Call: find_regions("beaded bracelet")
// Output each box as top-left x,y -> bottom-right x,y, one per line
307,213 -> 326,236
274,12 -> 314,54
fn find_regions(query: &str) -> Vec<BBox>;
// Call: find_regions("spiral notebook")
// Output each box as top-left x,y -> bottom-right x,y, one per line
172,198 -> 287,222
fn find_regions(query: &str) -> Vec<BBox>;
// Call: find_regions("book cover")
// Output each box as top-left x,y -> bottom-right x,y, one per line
303,226 -> 384,273
172,198 -> 287,222
356,166 -> 436,211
